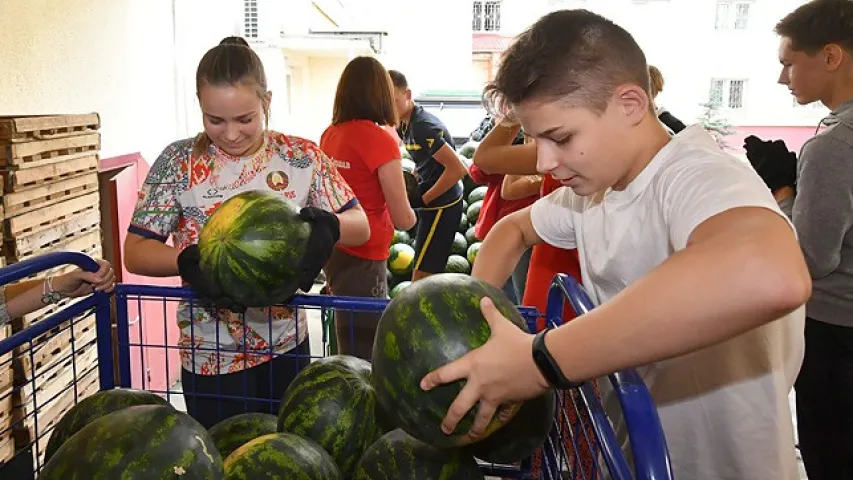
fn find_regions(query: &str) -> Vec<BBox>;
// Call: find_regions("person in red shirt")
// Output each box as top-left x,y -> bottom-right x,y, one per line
320,56 -> 417,359
471,116 -> 581,323
468,159 -> 540,303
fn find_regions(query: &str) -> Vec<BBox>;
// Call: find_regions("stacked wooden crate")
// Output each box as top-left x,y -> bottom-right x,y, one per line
0,114 -> 103,465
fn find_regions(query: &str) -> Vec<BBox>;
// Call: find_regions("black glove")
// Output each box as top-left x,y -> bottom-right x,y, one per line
403,171 -> 426,209
177,245 -> 247,313
744,136 -> 797,192
296,207 -> 341,293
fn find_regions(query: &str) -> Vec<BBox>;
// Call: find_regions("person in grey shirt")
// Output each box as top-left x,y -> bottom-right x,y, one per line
776,1 -> 853,478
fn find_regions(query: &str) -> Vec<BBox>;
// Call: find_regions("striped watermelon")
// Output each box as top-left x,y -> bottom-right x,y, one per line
446,254 -> 471,274
371,273 -> 529,448
209,413 -> 278,460
467,201 -> 483,224
44,388 -> 171,463
41,405 -> 223,479
388,243 -> 416,276
277,355 -> 380,478
352,429 -> 484,480
198,190 -> 311,307
467,390 -> 556,463
224,433 -> 340,480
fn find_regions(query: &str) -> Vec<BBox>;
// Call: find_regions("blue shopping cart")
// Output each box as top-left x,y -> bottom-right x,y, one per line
0,252 -> 673,479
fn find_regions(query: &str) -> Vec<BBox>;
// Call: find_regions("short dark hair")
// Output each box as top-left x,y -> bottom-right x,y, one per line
388,70 -> 408,89
485,9 -> 649,115
775,0 -> 853,54
332,56 -> 398,126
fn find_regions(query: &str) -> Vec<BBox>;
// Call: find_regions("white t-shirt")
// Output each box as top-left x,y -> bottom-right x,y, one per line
530,125 -> 805,480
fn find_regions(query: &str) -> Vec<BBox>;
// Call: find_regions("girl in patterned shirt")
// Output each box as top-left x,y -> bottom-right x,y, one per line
123,37 -> 369,429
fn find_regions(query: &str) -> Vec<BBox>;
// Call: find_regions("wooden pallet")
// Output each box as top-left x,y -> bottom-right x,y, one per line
1,172 -> 99,218
0,325 -> 11,395
4,227 -> 102,265
1,153 -> 98,193
3,209 -> 101,260
12,335 -> 99,409
3,191 -> 99,239
0,390 -> 12,466
0,114 -> 100,143
13,367 -> 99,467
0,132 -> 100,169
14,315 -> 96,382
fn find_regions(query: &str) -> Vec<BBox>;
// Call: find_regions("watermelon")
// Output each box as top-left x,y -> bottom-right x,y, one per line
465,226 -> 478,245
352,429 -> 484,480
388,243 -> 416,276
198,190 -> 311,307
467,390 -> 556,464
462,199 -> 469,214
468,186 -> 487,204
371,273 -> 529,448
459,211 -> 468,232
209,413 -> 278,460
457,141 -> 479,160
463,174 -> 481,199
451,232 -> 468,256
393,230 -> 412,246
390,281 -> 411,298
224,433 -> 340,480
41,405 -> 223,479
467,243 -> 482,266
277,355 -> 379,478
386,268 -> 395,287
446,255 -> 471,274
467,201 -> 483,224
44,388 -> 171,462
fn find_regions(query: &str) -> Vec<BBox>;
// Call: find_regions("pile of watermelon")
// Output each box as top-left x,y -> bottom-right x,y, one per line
41,275 -> 555,479
387,140 -> 489,299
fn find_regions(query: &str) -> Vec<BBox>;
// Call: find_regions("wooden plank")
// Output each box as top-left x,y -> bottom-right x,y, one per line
15,315 -> 97,384
12,367 -> 99,462
1,154 -> 98,192
0,430 -> 12,465
4,192 -> 99,238
13,338 -> 98,408
2,172 -> 99,217
5,228 -> 102,264
0,114 -> 100,142
0,132 -> 100,167
5,209 -> 101,258
0,325 -> 11,394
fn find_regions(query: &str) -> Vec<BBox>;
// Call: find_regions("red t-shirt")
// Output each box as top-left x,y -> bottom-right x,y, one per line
468,165 -> 537,240
522,175 -> 583,329
320,120 -> 401,260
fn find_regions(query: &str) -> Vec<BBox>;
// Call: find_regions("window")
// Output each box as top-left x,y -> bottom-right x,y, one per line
244,0 -> 258,38
709,79 -> 747,109
472,1 -> 501,32
715,1 -> 751,30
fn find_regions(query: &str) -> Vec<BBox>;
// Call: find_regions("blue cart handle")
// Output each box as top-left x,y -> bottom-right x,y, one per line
0,251 -> 101,288
546,273 -> 673,480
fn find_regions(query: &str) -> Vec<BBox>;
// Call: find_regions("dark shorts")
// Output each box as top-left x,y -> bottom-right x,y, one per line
413,198 -> 464,274
324,249 -> 386,360
181,340 -> 310,429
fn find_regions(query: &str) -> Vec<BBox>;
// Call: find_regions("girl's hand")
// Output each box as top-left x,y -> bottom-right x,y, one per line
54,260 -> 116,297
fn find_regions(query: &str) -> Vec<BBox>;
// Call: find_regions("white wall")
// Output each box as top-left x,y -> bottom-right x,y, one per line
493,0 -> 826,127
0,0 -> 181,162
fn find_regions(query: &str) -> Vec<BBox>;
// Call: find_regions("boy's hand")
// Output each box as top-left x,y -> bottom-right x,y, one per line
420,297 -> 549,438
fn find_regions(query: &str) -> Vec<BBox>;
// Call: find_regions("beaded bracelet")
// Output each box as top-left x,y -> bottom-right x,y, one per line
41,277 -> 63,305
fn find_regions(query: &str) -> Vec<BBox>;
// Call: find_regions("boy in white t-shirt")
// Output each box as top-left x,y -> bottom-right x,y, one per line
420,9 -> 811,480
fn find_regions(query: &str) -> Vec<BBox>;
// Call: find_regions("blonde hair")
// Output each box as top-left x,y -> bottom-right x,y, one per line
648,65 -> 664,99
192,37 -> 270,158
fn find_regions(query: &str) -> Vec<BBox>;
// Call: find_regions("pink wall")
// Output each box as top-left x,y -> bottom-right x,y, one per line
103,154 -> 181,393
724,125 -> 821,156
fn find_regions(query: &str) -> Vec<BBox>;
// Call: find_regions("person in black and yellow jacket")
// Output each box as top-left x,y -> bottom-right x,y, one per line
389,70 -> 468,281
